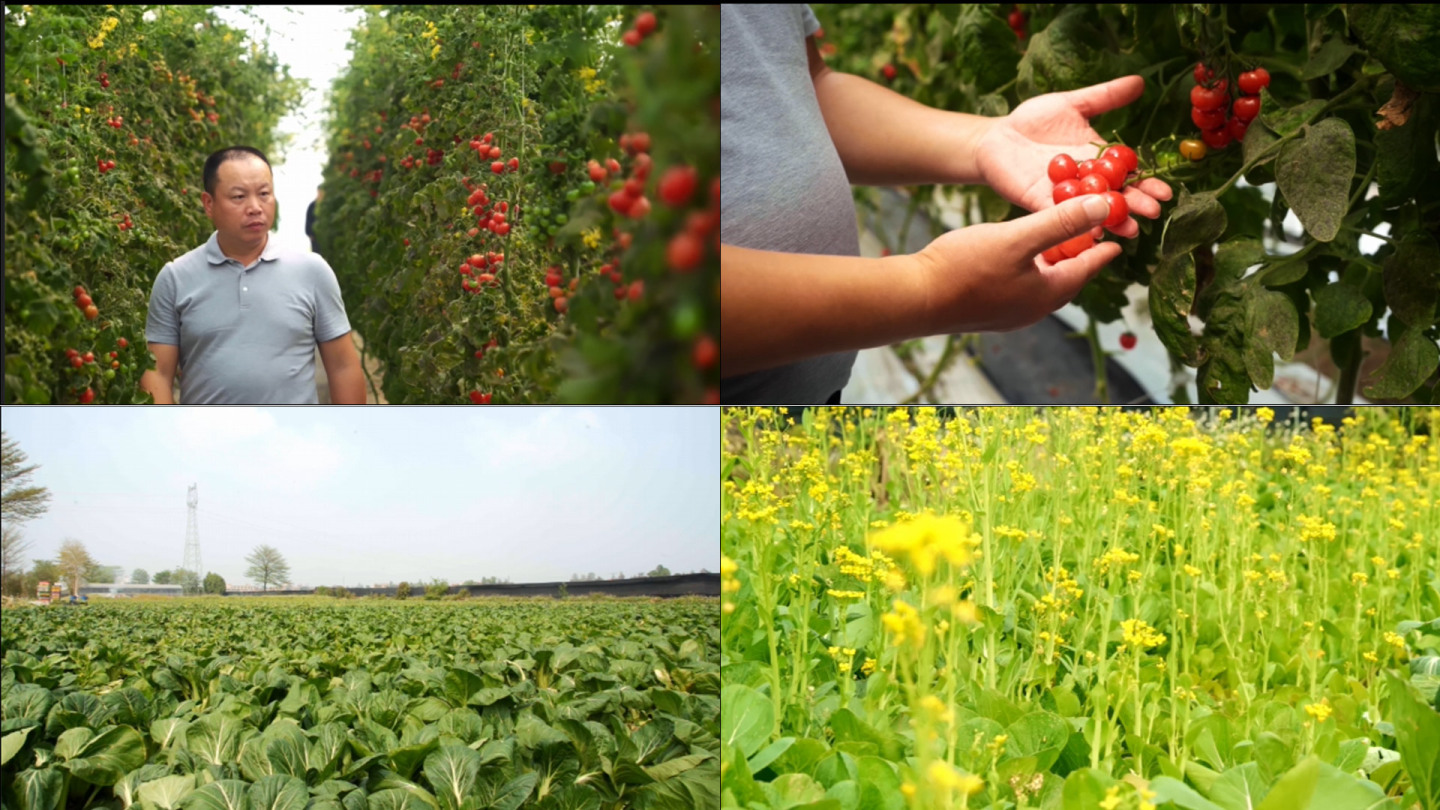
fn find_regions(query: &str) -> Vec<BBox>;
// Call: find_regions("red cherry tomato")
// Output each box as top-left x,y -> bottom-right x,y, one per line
1193,62 -> 1214,85
1190,84 -> 1227,111
1233,95 -> 1261,121
1077,159 -> 1097,177
1238,68 -> 1270,95
1078,174 -> 1110,196
1201,126 -> 1232,150
1101,190 -> 1129,230
1047,154 -> 1079,184
1120,332 -> 1138,350
1059,232 -> 1095,258
1041,245 -> 1067,264
1092,157 -> 1128,191
1227,116 -> 1250,142
1192,105 -> 1228,131
1052,178 -> 1081,204
1101,145 -> 1139,174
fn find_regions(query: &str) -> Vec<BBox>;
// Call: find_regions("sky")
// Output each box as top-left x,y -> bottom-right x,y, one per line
205,6 -> 365,252
2,408 -> 719,589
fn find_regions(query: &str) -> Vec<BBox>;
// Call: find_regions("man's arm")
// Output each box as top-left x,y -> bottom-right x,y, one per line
721,244 -> 934,379
138,344 -> 179,404
806,36 -> 994,187
318,332 -> 366,404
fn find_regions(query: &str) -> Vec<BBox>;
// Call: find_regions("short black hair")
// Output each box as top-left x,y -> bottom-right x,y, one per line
203,146 -> 273,197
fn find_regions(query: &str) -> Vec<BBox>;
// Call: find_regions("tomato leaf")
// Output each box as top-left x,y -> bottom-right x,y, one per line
1363,326 -> 1440,400
1275,118 -> 1355,242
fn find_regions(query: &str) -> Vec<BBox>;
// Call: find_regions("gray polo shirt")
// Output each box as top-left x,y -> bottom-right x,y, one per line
145,231 -> 351,404
721,4 -> 861,404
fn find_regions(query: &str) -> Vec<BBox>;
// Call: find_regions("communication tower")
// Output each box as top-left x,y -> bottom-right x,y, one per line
180,484 -> 201,592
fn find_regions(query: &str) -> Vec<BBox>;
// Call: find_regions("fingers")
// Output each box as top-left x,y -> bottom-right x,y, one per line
1039,240 -> 1122,299
1024,196 -> 1112,253
1065,75 -> 1145,120
1132,177 -> 1173,202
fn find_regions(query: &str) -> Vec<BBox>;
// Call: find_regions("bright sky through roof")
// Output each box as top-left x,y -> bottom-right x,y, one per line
3,408 -> 719,589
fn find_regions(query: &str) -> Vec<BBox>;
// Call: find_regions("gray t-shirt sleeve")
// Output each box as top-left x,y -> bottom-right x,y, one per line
145,264 -> 181,345
800,4 -> 820,36
310,255 -> 351,343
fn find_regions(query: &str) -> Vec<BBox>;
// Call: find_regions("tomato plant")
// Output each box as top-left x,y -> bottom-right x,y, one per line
314,5 -> 718,404
3,5 -> 302,403
810,3 -> 1440,403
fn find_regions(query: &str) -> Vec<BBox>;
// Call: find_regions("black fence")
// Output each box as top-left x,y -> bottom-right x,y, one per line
225,572 -> 719,599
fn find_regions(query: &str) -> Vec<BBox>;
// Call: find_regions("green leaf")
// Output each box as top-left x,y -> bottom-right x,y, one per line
745,737 -> 794,774
1254,757 -> 1320,810
187,714 -> 246,767
55,728 -> 96,762
2,727 -> 34,767
720,685 -> 772,760
14,767 -> 67,810
1362,327 -> 1440,400
1209,762 -> 1267,810
1387,672 -> 1440,810
387,739 -> 440,781
247,775 -> 308,810
1062,768 -> 1116,810
1275,118 -> 1356,242
1161,191 -> 1228,262
181,780 -> 251,810
1346,5 -> 1440,93
1148,776 -> 1223,810
1004,711 -> 1069,773
1150,253 -> 1200,365
422,745 -> 481,810
1244,289 -> 1301,389
855,756 -> 902,810
482,771 -> 537,810
65,725 -> 146,785
1383,233 -> 1440,329
1375,94 -> 1440,207
1313,283 -> 1372,339
366,790 -> 432,810
138,774 -> 198,810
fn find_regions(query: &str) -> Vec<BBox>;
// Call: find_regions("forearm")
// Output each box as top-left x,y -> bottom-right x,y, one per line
138,370 -> 175,404
720,243 -> 933,379
326,366 -> 366,404
813,68 -> 995,187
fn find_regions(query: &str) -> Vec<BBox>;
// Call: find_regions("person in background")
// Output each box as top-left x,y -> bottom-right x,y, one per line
305,186 -> 324,255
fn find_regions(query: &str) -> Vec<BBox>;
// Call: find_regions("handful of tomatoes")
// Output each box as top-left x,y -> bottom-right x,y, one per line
1040,144 -> 1138,262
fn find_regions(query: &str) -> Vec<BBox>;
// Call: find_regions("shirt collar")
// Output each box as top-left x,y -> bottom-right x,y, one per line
205,230 -> 277,267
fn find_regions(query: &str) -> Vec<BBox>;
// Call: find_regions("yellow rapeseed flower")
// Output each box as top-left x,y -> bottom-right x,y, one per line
925,761 -> 982,796
881,599 -> 924,648
868,513 -> 977,577
1121,618 -> 1166,651
1304,702 -> 1332,722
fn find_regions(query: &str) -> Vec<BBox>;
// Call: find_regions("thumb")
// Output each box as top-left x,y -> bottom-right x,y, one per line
1023,195 -> 1112,253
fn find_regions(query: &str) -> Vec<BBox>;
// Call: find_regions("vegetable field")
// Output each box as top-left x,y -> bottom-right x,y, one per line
0,598 -> 720,810
721,407 -> 1440,810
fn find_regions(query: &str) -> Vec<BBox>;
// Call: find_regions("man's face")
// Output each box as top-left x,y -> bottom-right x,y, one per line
203,155 -> 275,250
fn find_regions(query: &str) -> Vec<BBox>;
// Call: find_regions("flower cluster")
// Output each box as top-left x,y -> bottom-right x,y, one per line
88,15 -> 119,50
1120,618 -> 1166,652
881,599 -> 925,649
1296,514 -> 1337,543
868,513 -> 978,578
828,645 -> 856,675
720,555 -> 739,615
1303,701 -> 1332,723
1094,546 -> 1141,575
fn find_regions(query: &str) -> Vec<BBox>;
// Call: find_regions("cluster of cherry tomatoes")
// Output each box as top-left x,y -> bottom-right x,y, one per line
620,11 -> 658,48
1041,144 -> 1138,262
105,115 -> 124,129
97,157 -> 116,174
1182,62 -> 1270,160
73,285 -> 100,321
1007,7 -> 1028,39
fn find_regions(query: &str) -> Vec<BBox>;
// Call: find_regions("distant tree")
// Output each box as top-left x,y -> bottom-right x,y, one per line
646,564 -> 671,578
425,578 -> 449,599
462,579 -> 478,586
396,581 -> 411,599
1,431 -> 52,529
152,569 -> 174,585
203,572 -> 226,595
175,568 -> 201,595
245,545 -> 290,592
57,539 -> 95,595
131,568 -> 150,585
2,525 -> 32,596
85,563 -> 118,584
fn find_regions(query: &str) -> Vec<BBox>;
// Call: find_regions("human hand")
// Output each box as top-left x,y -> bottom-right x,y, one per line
975,76 -> 1172,239
912,194 -> 1119,333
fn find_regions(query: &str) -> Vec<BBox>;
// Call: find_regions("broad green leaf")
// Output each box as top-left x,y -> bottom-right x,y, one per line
1004,711 -> 1069,773
65,725 -> 146,785
138,774 -> 198,810
115,764 -> 171,809
1148,776 -> 1223,810
644,753 -> 710,782
15,767 -> 67,810
181,780 -> 251,810
367,790 -> 431,810
1375,93 -> 1439,207
1313,283 -> 1372,339
1255,757 -> 1321,810
855,756 -> 902,810
1346,5 -> 1440,93
422,745 -> 481,810
187,714 -> 245,767
3,684 -> 55,725
1387,673 -> 1440,810
3,727 -> 34,767
481,771 -> 537,810
515,714 -> 569,750
1150,254 -> 1200,365
151,719 -> 190,750
55,727 -> 96,761
1275,118 -> 1355,242
1062,768 -> 1116,810
248,775 -> 308,810
720,685 -> 772,760
1244,289 -> 1302,389
343,788 -> 369,810
1363,327 -> 1440,400
46,692 -> 112,736
1383,233 -> 1440,329
1209,762 -> 1268,810
745,737 -> 794,774
1161,191 -> 1228,263
443,669 -> 485,708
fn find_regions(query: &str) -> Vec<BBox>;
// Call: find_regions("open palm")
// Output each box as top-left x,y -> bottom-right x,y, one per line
976,76 -> 1171,239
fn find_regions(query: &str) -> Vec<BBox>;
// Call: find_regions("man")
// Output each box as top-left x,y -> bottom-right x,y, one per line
141,146 -> 365,403
721,6 -> 1173,403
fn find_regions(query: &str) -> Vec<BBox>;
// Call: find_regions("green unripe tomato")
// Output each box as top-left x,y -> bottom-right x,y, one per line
104,370 -> 116,381
555,214 -> 567,225
671,301 -> 702,338
579,181 -> 595,194
565,189 -> 580,202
